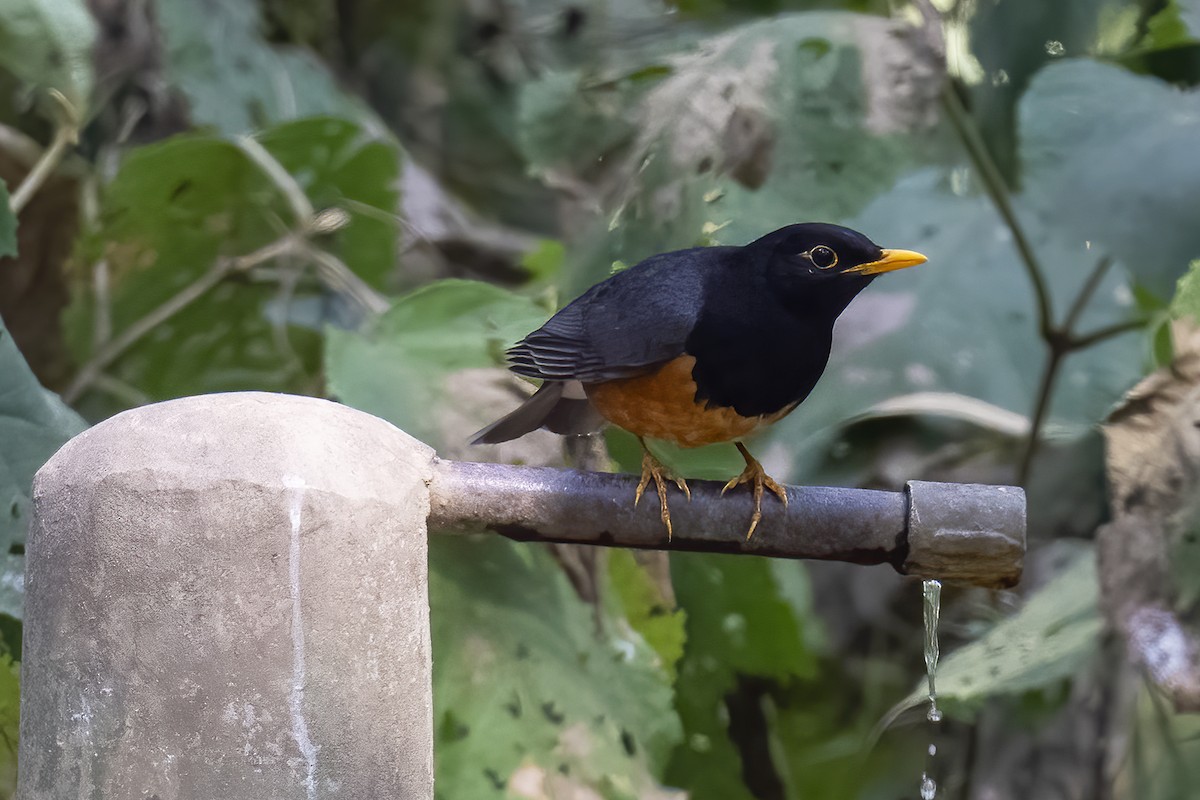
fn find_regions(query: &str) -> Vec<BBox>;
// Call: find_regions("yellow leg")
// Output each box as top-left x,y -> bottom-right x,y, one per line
722,442 -> 788,539
633,437 -> 691,540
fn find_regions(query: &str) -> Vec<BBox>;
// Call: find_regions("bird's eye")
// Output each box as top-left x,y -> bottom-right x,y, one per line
808,245 -> 838,269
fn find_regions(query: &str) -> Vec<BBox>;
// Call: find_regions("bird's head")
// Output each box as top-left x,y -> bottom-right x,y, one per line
751,222 -> 927,308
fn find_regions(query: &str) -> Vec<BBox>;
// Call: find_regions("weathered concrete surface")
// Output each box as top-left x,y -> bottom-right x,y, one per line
19,392 -> 435,799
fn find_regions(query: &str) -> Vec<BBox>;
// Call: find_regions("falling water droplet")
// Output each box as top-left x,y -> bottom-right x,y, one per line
1045,40 -> 1065,56
991,69 -> 1010,86
920,774 -> 937,800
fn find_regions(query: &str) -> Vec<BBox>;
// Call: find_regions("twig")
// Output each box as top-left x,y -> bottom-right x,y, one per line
8,90 -> 80,215
1018,349 -> 1065,483
303,244 -> 390,315
234,134 -> 315,226
1064,255 -> 1114,333
1070,319 -> 1149,351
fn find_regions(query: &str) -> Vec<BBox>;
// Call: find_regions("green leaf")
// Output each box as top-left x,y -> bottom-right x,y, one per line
1169,260 -> 1200,322
608,550 -> 687,682
520,239 -> 567,283
326,280 -> 549,448
1145,0 -> 1200,47
1021,60 -> 1200,297
0,315 -> 85,623
67,118 -> 401,415
966,0 -> 1127,180
0,651 -> 19,795
912,549 -> 1102,716
430,536 -> 682,799
0,0 -> 95,112
0,315 -> 86,556
665,553 -> 817,800
0,179 -> 14,258
257,117 -> 402,289
156,0 -> 367,134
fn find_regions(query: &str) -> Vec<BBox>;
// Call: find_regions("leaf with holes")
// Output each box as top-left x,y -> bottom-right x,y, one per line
66,117 -> 401,419
428,537 -> 683,799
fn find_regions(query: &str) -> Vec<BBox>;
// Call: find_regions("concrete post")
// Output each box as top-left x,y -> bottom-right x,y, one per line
18,393 -> 434,799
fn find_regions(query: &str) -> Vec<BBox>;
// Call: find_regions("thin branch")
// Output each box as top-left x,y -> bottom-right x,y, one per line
303,244 -> 391,315
234,134 -> 315,227
8,90 -> 80,215
1070,319 -> 1149,351
1064,255 -> 1114,334
1017,349 -> 1064,485
940,84 -> 1055,338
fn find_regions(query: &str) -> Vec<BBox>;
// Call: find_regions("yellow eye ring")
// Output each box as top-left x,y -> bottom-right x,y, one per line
807,245 -> 838,269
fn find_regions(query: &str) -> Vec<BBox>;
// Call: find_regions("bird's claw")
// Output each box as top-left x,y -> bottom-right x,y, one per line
724,444 -> 788,540
634,444 -> 690,541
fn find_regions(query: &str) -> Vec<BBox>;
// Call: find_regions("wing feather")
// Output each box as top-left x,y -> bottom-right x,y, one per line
507,247 -> 736,382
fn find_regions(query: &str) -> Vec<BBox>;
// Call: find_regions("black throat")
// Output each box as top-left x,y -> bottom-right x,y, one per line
685,271 -> 874,417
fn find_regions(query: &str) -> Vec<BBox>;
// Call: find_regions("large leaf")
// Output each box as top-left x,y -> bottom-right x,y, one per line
0,652 -> 18,796
156,0 -> 367,134
0,315 -> 85,554
0,179 -> 14,258
431,537 -> 682,800
1144,0 -> 1200,47
965,0 -> 1129,179
67,118 -> 402,416
0,0 -> 95,111
1022,60 -> 1200,297
0,314 -> 85,623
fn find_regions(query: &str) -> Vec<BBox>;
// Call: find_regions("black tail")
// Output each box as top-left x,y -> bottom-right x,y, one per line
471,381 -> 603,444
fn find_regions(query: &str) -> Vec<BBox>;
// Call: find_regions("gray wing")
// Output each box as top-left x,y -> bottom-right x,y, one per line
507,247 -> 732,382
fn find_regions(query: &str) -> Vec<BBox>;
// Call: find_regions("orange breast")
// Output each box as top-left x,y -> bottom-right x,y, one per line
585,356 -> 794,448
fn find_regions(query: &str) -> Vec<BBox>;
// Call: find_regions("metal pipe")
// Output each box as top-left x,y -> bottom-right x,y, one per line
427,460 -> 1025,588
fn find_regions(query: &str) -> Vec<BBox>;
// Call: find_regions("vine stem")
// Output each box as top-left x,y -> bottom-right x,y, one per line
8,90 -> 80,215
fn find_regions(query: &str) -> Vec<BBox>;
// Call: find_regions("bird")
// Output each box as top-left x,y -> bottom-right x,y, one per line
472,223 -> 927,539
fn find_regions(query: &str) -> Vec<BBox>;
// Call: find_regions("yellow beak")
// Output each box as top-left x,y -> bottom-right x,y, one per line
846,248 -> 928,276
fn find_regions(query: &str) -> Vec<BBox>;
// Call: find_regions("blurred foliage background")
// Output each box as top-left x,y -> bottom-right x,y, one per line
3,0 -> 1200,797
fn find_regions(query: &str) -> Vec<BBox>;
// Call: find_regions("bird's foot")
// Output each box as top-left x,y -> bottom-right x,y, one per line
634,444 -> 691,541
722,443 -> 788,539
